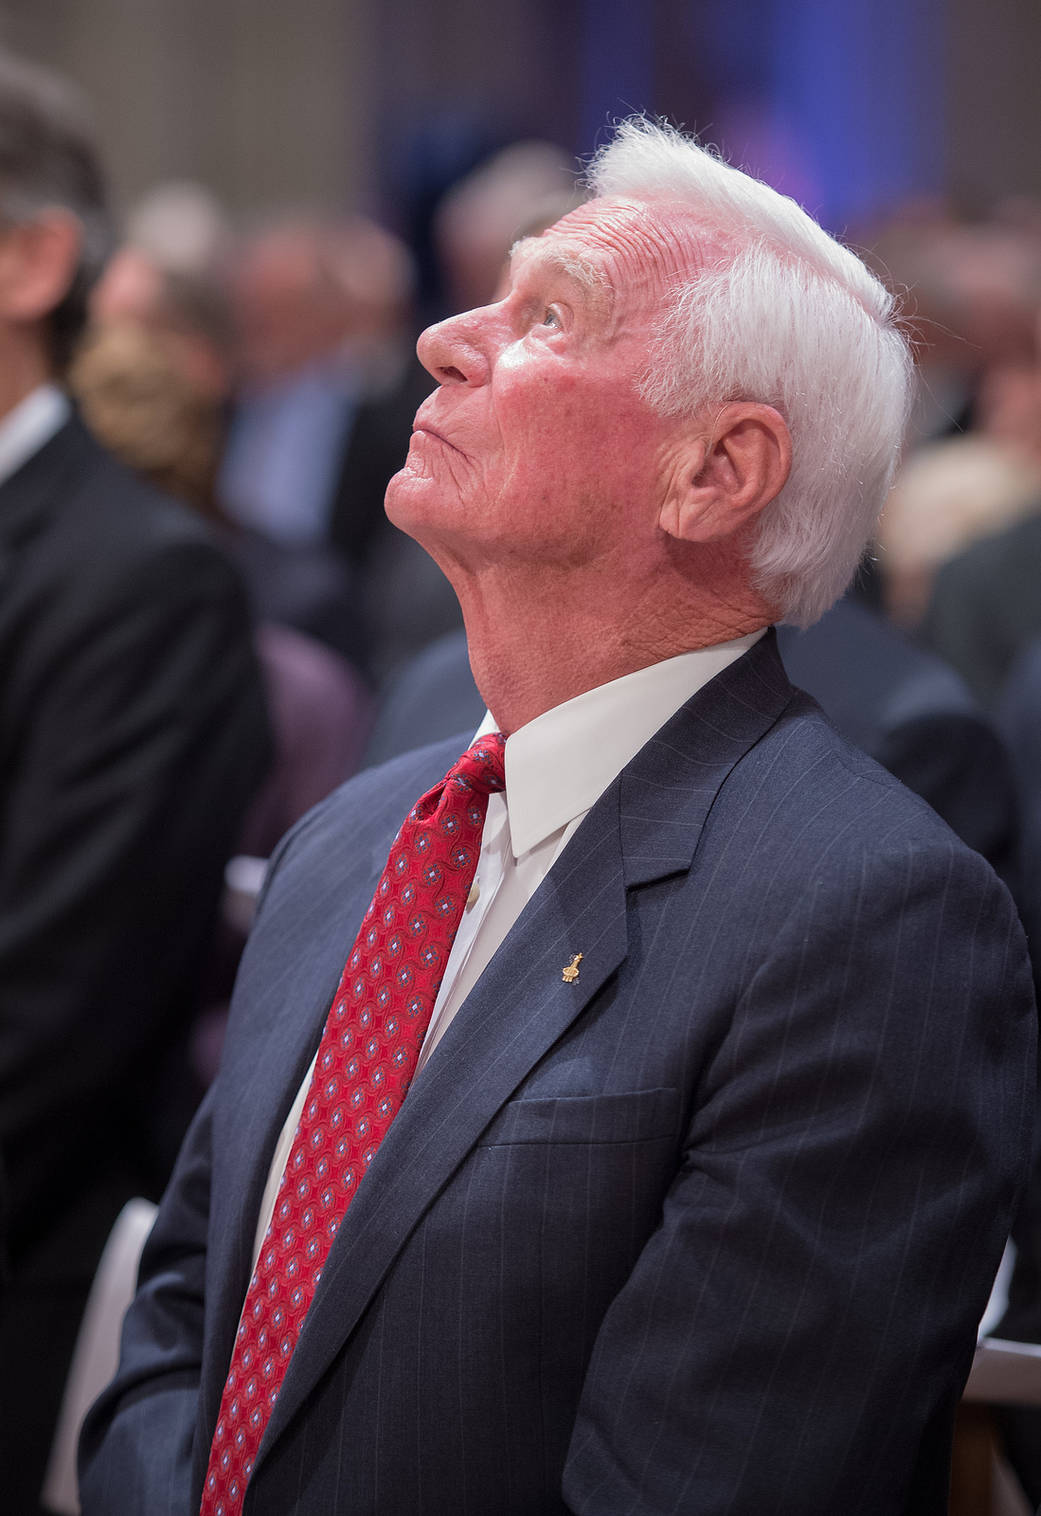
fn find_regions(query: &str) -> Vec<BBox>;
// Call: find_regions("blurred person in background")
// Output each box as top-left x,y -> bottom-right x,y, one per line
206,210 -> 435,678
70,318 -> 373,861
221,214 -> 422,572
91,203 -> 368,667
877,430 -> 1041,628
918,302 -> 1041,703
887,212 -> 1041,1508
0,50 -> 271,1513
219,216 -> 365,545
70,317 -> 375,1096
868,209 -> 1041,451
851,208 -> 1041,626
431,139 -> 578,315
93,181 -> 236,407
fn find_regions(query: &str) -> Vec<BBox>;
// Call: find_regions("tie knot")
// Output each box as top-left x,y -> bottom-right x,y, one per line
448,731 -> 507,798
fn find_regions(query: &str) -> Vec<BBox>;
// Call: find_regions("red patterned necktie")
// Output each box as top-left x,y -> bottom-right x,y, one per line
200,732 -> 507,1516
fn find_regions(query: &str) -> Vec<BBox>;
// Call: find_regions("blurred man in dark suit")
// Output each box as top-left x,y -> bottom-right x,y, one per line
922,505 -> 1041,707
83,120 -> 1034,1516
0,51 -> 270,1511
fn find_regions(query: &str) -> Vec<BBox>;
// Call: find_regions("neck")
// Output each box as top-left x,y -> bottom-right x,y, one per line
0,327 -> 53,420
450,541 -> 770,733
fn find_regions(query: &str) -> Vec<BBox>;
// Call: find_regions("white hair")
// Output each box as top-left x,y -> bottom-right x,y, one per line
586,118 -> 913,626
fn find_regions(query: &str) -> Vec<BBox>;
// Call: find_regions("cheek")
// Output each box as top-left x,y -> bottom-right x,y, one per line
505,379 -> 660,498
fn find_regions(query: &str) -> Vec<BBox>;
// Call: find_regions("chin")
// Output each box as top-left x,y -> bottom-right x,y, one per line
384,464 -> 429,531
384,467 -> 454,549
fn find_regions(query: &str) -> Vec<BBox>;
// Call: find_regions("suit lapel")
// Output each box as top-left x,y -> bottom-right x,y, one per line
257,630 -> 795,1459
0,416 -> 94,577
619,626 -> 794,887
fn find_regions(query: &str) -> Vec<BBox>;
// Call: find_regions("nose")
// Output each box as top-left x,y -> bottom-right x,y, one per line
416,308 -> 491,387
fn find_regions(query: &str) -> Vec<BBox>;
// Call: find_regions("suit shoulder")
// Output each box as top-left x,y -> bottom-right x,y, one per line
259,734 -> 470,894
0,415 -> 225,581
317,734 -> 471,829
0,425 -> 257,713
725,688 -> 1002,873
19,430 -> 250,636
691,697 -> 1028,1010
62,434 -> 226,568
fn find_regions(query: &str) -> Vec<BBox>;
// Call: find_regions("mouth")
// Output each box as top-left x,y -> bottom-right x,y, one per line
411,419 -> 462,455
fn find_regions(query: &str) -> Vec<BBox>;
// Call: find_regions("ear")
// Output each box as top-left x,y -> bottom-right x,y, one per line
658,402 -> 792,544
0,210 -> 83,325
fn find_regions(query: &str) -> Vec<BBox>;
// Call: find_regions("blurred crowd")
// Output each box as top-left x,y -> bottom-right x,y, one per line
73,154 -> 1041,735
856,203 -> 1041,964
73,140 -> 582,689
70,146 -> 1041,966
4,42 -> 1041,1516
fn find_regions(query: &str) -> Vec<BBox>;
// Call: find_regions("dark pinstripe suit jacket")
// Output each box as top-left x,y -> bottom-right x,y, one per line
80,631 -> 1036,1515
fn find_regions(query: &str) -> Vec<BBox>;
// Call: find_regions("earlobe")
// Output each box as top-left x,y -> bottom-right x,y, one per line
659,403 -> 792,545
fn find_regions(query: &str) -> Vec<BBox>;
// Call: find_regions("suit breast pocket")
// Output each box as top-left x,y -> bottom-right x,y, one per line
476,1085 -> 680,1147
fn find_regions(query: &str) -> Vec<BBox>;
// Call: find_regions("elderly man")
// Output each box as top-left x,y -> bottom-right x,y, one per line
81,120 -> 1034,1515
0,52 -> 270,1511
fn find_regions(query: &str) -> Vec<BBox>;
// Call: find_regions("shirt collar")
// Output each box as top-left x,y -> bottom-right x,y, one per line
0,384 -> 70,489
475,631 -> 764,860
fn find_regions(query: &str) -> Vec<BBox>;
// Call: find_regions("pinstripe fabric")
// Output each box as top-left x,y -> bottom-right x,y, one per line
80,631 -> 1036,1516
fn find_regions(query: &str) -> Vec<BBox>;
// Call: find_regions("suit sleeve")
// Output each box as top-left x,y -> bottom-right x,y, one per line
563,836 -> 1036,1516
0,535 -> 271,1220
77,1084 -> 215,1515
75,807 -> 319,1512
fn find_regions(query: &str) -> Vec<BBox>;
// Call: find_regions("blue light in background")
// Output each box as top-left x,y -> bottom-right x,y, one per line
766,0 -> 944,229
578,0 -> 944,231
578,0 -> 655,156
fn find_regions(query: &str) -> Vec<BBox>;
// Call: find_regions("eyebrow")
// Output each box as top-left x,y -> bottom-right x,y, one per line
506,236 -> 613,320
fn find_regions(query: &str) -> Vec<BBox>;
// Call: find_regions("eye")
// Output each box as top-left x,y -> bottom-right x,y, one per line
540,306 -> 561,328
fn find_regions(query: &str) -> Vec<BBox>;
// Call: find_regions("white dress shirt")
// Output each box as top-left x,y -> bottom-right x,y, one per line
252,631 -> 763,1264
0,384 -> 69,488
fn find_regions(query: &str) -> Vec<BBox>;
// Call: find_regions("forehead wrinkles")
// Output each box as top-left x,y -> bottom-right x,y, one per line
507,236 -> 613,321
544,199 -> 713,328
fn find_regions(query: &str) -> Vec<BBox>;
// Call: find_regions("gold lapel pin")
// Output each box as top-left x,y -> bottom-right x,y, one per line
562,953 -> 583,984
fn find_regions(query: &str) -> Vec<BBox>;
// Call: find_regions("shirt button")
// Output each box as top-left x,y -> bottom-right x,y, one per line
466,881 -> 480,909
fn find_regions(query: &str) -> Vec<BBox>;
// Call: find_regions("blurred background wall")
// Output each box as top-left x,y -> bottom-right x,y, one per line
2,0 -> 1040,232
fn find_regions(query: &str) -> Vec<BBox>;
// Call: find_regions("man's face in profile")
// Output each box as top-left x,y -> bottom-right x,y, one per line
386,198 -> 700,576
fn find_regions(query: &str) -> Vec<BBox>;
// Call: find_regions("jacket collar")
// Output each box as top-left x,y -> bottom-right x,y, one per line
0,411 -> 99,555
